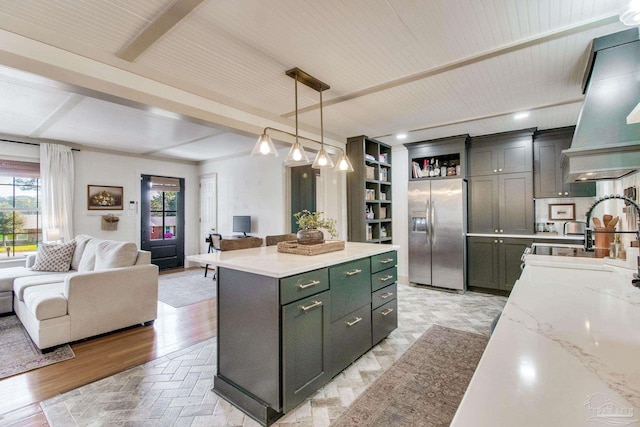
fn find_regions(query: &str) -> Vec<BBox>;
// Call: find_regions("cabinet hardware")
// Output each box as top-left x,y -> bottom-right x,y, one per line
380,258 -> 394,264
345,268 -> 362,276
558,192 -> 562,196
493,169 -> 498,173
494,229 -> 499,233
499,239 -> 504,243
499,229 -> 504,233
298,280 -> 320,289
380,292 -> 394,299
300,300 -> 323,312
346,317 -> 362,327
381,308 -> 394,316
379,275 -> 394,281
564,192 -> 569,196
494,239 -> 498,243
498,168 -> 503,172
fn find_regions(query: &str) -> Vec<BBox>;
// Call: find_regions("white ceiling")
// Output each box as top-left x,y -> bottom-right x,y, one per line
0,0 -> 632,162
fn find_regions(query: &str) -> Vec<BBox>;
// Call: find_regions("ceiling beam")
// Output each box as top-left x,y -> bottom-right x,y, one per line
117,0 -> 205,62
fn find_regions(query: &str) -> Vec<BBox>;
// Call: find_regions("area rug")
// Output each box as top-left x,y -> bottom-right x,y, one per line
0,315 -> 75,379
332,324 -> 488,427
158,267 -> 217,308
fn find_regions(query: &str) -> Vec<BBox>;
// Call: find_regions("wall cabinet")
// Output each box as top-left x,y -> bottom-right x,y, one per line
467,237 -> 532,291
533,127 -> 596,198
347,136 -> 393,244
467,131 -> 533,176
468,129 -> 535,235
468,172 -> 534,234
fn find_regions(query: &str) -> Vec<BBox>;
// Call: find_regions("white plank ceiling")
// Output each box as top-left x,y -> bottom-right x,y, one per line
0,0 -> 631,161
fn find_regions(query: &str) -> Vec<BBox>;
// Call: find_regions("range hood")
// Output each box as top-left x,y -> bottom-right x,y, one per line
563,28 -> 640,182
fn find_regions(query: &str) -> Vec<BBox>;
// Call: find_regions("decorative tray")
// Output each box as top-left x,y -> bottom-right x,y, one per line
277,240 -> 345,256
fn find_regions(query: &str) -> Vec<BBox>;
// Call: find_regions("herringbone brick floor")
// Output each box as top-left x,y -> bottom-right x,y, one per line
41,284 -> 507,426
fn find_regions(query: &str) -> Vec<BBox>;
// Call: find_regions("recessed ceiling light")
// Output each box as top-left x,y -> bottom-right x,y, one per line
396,133 -> 407,140
586,172 -> 594,176
579,177 -> 588,181
514,112 -> 529,120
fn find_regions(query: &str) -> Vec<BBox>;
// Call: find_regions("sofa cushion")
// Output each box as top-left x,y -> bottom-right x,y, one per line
71,234 -> 93,271
14,273 -> 70,301
0,267 -> 61,293
30,241 -> 76,272
23,282 -> 67,320
94,241 -> 138,270
77,239 -> 99,272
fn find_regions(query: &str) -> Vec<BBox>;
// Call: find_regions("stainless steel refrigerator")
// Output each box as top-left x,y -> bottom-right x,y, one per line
408,178 -> 466,290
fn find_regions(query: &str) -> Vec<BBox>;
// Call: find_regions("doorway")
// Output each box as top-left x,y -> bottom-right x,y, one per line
200,174 -> 217,253
140,175 -> 185,270
290,165 -> 317,232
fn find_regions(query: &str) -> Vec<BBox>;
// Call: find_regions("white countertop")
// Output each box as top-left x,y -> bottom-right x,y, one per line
186,242 -> 398,278
452,255 -> 640,426
467,233 -> 585,240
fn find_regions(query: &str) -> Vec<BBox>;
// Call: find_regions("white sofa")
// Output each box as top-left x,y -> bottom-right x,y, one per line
0,235 -> 158,349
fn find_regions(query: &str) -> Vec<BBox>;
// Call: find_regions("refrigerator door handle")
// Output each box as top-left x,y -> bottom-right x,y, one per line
425,200 -> 431,242
431,200 -> 436,244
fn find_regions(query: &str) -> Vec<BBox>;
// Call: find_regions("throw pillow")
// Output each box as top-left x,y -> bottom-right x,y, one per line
30,241 -> 76,272
70,234 -> 93,271
77,239 -> 100,272
94,240 -> 138,270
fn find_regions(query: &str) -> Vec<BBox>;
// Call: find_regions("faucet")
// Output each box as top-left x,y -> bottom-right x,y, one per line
584,194 -> 640,251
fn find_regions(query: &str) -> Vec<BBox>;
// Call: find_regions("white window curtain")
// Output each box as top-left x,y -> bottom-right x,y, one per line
40,143 -> 74,242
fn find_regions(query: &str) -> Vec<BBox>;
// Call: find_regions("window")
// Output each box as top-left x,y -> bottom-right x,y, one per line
0,160 -> 40,259
149,190 -> 177,240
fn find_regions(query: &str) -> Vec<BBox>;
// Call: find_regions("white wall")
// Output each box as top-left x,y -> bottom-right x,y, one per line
4,141 -> 201,256
198,147 -> 347,243
391,146 -> 409,283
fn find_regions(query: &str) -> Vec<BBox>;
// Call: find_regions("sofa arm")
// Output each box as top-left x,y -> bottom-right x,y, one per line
64,264 -> 159,341
25,254 -> 36,268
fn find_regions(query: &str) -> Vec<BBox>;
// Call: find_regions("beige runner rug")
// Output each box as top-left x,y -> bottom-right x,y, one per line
333,324 -> 488,427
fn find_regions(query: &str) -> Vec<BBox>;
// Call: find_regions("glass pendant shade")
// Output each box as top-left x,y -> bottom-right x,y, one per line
312,147 -> 334,169
284,140 -> 310,164
251,133 -> 279,157
335,153 -> 355,172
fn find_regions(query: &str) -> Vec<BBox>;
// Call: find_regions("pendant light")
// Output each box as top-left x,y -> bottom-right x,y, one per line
251,132 -> 278,157
335,152 -> 354,172
311,88 -> 334,169
284,73 -> 310,165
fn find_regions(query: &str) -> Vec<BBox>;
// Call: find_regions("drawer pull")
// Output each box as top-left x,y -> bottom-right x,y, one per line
380,258 -> 394,264
380,292 -> 394,299
345,268 -> 363,276
298,280 -> 320,289
300,300 -> 323,312
346,317 -> 362,327
379,275 -> 394,282
381,308 -> 394,316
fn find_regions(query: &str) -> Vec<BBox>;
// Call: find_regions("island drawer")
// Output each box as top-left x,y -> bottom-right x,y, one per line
372,283 -> 397,310
372,298 -> 397,345
330,304 -> 372,376
329,258 -> 371,322
371,251 -> 397,274
371,267 -> 397,292
280,268 -> 329,305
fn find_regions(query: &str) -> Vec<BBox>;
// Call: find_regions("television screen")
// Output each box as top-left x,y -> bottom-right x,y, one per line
232,216 -> 251,236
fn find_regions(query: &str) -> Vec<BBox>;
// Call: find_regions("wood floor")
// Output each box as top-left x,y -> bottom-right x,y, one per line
0,269 -> 217,427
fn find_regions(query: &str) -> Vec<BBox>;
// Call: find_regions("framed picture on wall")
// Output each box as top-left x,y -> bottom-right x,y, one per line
548,203 -> 575,220
88,185 -> 123,210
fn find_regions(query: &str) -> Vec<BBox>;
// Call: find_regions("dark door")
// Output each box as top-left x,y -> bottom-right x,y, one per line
140,175 -> 185,270
290,165 -> 316,232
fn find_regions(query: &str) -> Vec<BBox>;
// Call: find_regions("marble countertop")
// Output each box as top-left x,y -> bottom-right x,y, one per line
186,242 -> 398,278
451,255 -> 640,426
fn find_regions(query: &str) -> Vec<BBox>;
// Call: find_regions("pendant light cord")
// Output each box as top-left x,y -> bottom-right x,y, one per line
320,89 -> 324,149
295,74 -> 299,146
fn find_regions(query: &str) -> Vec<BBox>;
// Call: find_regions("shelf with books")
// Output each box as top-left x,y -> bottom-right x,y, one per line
347,135 -> 393,244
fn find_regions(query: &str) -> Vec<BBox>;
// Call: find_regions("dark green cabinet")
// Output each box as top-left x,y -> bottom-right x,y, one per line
467,237 -> 532,291
330,304 -> 372,376
282,291 -> 331,412
468,173 -> 533,234
468,133 -> 533,176
533,127 -> 596,198
329,258 -> 371,322
468,129 -> 535,235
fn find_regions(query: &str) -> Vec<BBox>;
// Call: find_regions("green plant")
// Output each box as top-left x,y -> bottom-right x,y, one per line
294,210 -> 338,239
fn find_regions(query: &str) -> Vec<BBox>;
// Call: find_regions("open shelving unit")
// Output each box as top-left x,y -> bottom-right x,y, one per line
347,136 -> 393,244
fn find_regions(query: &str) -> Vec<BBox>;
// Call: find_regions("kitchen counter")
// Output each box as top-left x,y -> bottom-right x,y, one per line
451,254 -> 640,426
186,241 -> 398,278
467,233 -> 585,240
